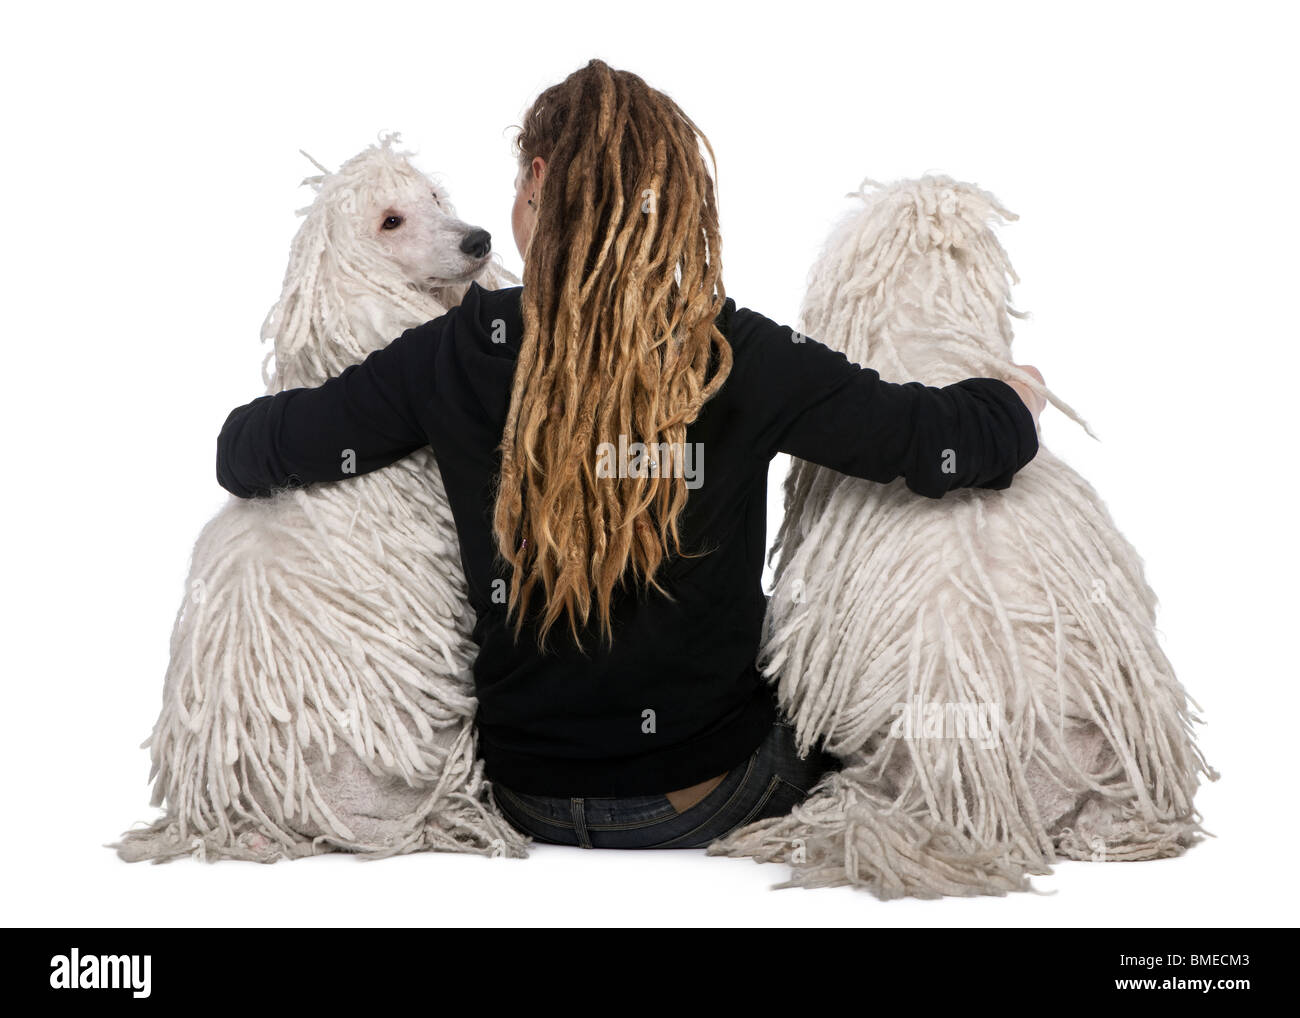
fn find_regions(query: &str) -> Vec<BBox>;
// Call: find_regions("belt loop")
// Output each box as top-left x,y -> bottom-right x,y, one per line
571,797 -> 593,849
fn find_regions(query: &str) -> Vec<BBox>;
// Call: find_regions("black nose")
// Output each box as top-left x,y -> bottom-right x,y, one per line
460,229 -> 491,258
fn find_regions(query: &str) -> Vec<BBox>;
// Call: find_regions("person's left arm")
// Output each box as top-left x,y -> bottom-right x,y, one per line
216,315 -> 446,498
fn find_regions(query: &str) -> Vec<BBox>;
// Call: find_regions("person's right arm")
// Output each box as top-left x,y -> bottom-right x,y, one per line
215,314 -> 447,498
729,304 -> 1040,498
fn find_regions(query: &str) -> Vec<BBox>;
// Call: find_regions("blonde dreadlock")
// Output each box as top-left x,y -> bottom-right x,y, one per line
493,58 -> 731,652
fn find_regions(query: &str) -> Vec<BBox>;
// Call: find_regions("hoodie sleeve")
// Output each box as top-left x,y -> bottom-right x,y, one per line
216,314 -> 447,498
729,304 -> 1039,498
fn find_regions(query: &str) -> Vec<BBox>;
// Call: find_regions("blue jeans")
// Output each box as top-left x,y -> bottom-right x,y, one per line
490,719 -> 841,849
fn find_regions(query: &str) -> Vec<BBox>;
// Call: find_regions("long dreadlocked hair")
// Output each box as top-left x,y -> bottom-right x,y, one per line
493,59 -> 731,652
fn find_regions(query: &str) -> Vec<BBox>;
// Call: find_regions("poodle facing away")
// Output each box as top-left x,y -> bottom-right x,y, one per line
710,175 -> 1216,898
113,134 -> 528,863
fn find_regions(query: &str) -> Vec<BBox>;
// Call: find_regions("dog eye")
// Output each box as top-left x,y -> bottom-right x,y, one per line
381,215 -> 403,230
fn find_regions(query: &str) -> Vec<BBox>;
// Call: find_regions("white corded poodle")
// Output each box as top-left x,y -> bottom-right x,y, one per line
113,134 -> 528,863
710,176 -> 1216,898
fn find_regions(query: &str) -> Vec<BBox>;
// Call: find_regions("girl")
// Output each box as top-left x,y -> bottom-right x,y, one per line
217,58 -> 1046,850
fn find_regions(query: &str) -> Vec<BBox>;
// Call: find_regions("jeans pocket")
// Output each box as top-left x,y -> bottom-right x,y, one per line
731,775 -> 810,838
649,753 -> 761,849
711,773 -> 784,842
767,776 -> 810,816
493,785 -> 575,845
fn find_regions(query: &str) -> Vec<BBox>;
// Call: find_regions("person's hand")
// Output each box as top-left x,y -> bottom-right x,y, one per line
1004,364 -> 1046,423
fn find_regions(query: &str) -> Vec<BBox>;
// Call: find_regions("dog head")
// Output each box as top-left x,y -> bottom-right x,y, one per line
263,134 -> 509,390
801,175 -> 1022,387
314,134 -> 496,300
356,156 -> 494,292
798,175 -> 1083,433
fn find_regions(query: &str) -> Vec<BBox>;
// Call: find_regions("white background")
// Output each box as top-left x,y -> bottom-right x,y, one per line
1,0 -> 1295,927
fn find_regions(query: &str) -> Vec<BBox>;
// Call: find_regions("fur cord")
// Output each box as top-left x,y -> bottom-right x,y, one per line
109,455 -> 530,863
111,726 -> 529,864
708,766 -> 1045,898
709,175 -> 1215,897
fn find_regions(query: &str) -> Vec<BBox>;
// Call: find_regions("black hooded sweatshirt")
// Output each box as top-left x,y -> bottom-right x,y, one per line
216,282 -> 1039,796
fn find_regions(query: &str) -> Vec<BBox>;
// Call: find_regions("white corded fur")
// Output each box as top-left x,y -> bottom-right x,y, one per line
709,176 -> 1216,897
113,135 -> 528,863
